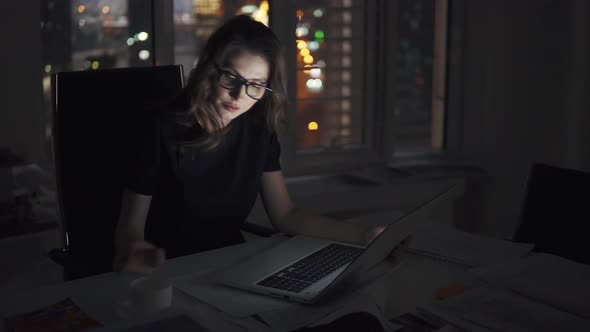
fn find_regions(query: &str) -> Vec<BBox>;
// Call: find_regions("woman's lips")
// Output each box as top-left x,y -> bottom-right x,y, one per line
223,103 -> 240,112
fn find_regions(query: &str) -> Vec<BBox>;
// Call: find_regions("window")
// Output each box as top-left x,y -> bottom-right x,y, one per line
292,1 -> 367,152
41,0 -> 154,163
273,0 -> 450,174
389,0 -> 448,157
40,0 -> 450,174
173,0 -> 270,79
41,0 -> 155,83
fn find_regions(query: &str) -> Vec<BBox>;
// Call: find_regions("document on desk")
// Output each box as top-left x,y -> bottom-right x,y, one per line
344,209 -> 405,226
418,287 -> 590,332
257,264 -> 402,332
174,270 -> 291,318
173,261 -> 400,331
407,223 -> 533,267
470,253 -> 590,319
257,288 -> 401,332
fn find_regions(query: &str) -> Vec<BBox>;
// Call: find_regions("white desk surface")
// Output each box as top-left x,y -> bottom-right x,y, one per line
0,234 -> 478,332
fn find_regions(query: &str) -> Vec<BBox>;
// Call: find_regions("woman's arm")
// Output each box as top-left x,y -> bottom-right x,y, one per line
113,188 -> 165,273
259,171 -> 371,245
114,188 -> 152,248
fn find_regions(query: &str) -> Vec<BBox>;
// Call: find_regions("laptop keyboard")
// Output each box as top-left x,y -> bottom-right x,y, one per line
257,243 -> 365,293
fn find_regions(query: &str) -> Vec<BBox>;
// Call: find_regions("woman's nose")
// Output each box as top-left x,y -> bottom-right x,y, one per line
229,85 -> 246,100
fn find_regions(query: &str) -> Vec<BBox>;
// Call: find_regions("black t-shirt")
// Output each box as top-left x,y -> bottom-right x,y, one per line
125,102 -> 280,258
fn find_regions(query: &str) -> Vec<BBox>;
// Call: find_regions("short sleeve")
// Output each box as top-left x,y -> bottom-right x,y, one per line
263,132 -> 281,172
123,114 -> 161,195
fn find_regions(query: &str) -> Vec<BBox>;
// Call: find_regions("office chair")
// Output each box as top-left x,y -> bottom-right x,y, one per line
49,65 -> 274,281
514,163 -> 590,265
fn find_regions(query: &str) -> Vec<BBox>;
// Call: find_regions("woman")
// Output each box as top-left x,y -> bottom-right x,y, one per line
113,15 -> 390,273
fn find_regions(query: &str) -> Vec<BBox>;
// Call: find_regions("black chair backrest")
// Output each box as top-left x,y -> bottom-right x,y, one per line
52,65 -> 184,279
515,163 -> 590,264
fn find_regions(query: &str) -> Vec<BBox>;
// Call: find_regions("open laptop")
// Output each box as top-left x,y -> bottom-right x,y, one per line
219,185 -> 456,304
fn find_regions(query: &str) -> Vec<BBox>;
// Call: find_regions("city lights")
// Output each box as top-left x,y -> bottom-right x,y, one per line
303,55 -> 314,64
314,30 -> 325,40
307,41 -> 319,52
342,41 -> 351,53
138,50 -> 150,60
252,0 -> 269,26
342,56 -> 351,67
102,6 -> 110,15
307,122 -> 319,131
241,5 -> 257,14
300,48 -> 310,57
91,61 -> 100,70
340,114 -> 351,126
77,5 -> 86,14
137,32 -> 149,41
306,78 -> 323,91
342,26 -> 352,38
297,40 -> 307,50
126,38 -> 134,46
341,86 -> 351,97
194,0 -> 221,16
310,68 -> 321,78
313,9 -> 324,18
296,25 -> 309,37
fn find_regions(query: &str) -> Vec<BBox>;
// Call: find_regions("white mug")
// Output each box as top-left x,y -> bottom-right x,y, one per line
129,275 -> 173,313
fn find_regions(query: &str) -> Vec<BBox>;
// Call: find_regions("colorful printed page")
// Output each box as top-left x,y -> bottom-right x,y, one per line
4,298 -> 102,332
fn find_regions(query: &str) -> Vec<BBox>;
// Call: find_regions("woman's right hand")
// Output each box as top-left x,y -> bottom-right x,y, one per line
113,240 -> 166,274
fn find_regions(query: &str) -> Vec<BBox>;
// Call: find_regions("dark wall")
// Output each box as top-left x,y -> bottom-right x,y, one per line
0,1 -> 45,163
455,0 -> 590,237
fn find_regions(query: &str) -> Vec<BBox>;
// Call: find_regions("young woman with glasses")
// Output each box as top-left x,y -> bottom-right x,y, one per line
113,15 -> 399,274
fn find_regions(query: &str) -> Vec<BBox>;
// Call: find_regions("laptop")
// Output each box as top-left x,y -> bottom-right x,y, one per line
219,185 -> 456,304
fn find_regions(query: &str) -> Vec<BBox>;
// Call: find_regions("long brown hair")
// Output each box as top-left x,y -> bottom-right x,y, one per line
180,15 -> 287,150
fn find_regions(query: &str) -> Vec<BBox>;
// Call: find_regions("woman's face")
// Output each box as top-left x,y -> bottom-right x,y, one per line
215,52 -> 270,126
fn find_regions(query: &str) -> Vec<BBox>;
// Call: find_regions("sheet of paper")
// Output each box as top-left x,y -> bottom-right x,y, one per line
173,259 -> 398,330
471,253 -> 590,319
112,315 -> 208,332
408,222 -> 533,267
255,262 -> 402,332
419,288 -> 590,332
173,272 -> 292,318
344,209 -> 405,227
258,274 -> 401,332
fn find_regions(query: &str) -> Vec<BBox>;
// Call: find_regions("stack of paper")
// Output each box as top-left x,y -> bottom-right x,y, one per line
173,262 -> 400,331
173,271 -> 291,318
408,223 -> 533,267
257,284 -> 400,332
418,288 -> 590,332
471,253 -> 590,319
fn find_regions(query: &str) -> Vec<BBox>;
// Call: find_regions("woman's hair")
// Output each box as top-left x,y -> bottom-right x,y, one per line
181,15 -> 287,150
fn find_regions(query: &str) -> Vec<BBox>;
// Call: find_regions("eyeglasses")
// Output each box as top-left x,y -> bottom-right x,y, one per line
216,65 -> 272,100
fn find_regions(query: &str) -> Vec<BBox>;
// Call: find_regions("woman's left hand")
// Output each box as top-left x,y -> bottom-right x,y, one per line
363,225 -> 412,261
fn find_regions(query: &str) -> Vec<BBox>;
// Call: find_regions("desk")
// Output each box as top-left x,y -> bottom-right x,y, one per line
0,233 -> 482,332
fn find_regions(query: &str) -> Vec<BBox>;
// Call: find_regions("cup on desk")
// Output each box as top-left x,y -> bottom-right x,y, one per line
129,275 -> 173,313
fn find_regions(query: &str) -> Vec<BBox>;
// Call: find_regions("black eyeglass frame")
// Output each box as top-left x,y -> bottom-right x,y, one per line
215,64 -> 272,100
